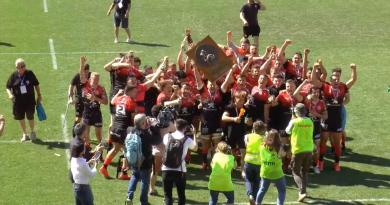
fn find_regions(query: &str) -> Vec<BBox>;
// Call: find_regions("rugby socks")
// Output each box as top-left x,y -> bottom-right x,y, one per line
201,147 -> 208,164
319,143 -> 327,161
333,144 -> 341,163
103,156 -> 113,169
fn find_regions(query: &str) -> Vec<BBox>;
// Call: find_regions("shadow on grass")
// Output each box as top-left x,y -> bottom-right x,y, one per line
302,196 -> 376,205
32,138 -> 69,150
120,40 -> 170,47
307,159 -> 390,189
0,42 -> 15,47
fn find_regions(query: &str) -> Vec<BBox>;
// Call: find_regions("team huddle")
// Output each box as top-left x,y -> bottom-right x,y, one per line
3,0 -> 358,205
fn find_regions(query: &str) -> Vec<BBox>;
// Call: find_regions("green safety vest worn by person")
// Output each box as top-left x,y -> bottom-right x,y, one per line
286,117 -> 314,154
208,152 -> 234,192
244,133 -> 263,165
260,146 -> 284,180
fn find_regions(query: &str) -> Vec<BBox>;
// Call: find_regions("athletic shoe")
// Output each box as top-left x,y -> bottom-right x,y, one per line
334,163 -> 341,172
149,190 -> 158,196
126,38 -> 131,43
118,173 -> 130,180
30,132 -> 37,141
241,171 -> 246,179
318,160 -> 324,171
298,193 -> 307,202
125,198 -> 133,205
20,134 -> 30,142
114,38 -> 119,44
99,166 -> 111,179
314,166 -> 321,174
249,195 -> 255,205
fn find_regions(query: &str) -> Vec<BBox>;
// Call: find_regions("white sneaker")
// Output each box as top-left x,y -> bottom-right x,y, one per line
298,193 -> 307,202
241,171 -> 246,179
20,134 -> 30,142
314,166 -> 321,174
30,132 -> 37,141
126,38 -> 131,43
125,198 -> 133,205
114,38 -> 119,43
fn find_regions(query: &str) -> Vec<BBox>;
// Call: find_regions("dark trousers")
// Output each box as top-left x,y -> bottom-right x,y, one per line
162,170 -> 186,205
244,162 -> 260,198
291,152 -> 312,194
73,184 -> 94,205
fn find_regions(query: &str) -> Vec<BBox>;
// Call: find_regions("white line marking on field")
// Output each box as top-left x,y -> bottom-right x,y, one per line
43,0 -> 48,13
0,139 -> 66,144
187,198 -> 390,205
0,50 -> 143,55
48,38 -> 58,70
61,114 -> 70,169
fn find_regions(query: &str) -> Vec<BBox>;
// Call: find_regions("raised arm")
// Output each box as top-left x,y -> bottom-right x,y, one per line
143,57 -> 168,90
226,31 -> 239,53
277,39 -> 292,63
193,65 -> 204,90
104,57 -> 121,72
177,37 -> 187,69
221,65 -> 236,93
240,56 -> 253,76
317,59 -> 327,82
258,55 -> 273,74
302,48 -> 310,79
311,63 -> 323,88
346,64 -> 357,89
293,79 -> 308,102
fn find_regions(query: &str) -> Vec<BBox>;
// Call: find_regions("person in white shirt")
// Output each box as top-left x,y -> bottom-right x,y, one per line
71,136 -> 103,205
161,118 -> 197,205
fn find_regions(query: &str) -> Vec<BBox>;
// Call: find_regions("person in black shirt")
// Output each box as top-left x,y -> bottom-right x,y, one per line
6,58 -> 42,142
126,113 -> 161,205
240,0 -> 265,47
222,90 -> 253,174
68,64 -> 91,137
107,0 -> 132,43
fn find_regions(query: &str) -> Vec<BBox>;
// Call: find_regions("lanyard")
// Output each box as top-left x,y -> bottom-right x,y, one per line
19,75 -> 26,86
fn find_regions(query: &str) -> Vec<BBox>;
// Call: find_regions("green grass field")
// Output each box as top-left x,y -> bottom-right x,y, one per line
1,0 -> 390,204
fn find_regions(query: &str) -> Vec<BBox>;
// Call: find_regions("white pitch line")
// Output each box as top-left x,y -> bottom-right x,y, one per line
0,139 -> 66,144
188,198 -> 390,205
48,38 -> 58,70
0,50 -> 144,55
61,114 -> 70,169
43,0 -> 48,13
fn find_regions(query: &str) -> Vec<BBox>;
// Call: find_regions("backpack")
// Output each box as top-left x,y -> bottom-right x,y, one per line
125,131 -> 144,168
163,134 -> 187,169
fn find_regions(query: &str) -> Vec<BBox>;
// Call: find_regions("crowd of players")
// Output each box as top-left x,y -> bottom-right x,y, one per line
65,25 -> 357,203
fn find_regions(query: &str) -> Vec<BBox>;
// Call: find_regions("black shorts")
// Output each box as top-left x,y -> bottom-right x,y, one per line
82,110 -> 103,128
226,135 -> 245,149
200,124 -> 222,135
13,103 -> 35,120
75,102 -> 84,118
243,25 -> 260,38
114,13 -> 129,28
312,119 -> 322,140
109,127 -> 127,144
322,105 -> 342,133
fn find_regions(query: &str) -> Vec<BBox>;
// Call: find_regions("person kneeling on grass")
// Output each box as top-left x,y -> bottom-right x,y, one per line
70,135 -> 104,205
208,141 -> 235,205
256,129 -> 286,205
0,115 -> 5,137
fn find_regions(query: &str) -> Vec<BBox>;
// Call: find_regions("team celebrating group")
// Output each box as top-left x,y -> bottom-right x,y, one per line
3,0 -> 358,205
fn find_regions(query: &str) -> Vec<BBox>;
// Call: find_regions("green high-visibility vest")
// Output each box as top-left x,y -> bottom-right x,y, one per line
244,133 -> 263,165
260,146 -> 284,180
290,117 -> 314,154
208,152 -> 234,191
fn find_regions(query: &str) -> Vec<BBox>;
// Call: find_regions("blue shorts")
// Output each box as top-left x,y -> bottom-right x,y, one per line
341,105 -> 347,130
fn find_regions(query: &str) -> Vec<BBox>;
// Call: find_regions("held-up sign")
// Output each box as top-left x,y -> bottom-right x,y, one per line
186,36 -> 233,82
